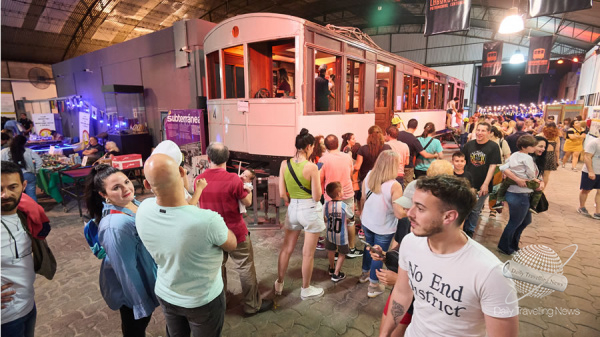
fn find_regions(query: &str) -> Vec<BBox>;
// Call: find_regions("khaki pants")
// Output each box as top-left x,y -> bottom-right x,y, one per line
222,235 -> 261,314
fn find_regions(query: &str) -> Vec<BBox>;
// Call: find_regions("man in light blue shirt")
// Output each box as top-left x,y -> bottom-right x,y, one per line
137,153 -> 237,337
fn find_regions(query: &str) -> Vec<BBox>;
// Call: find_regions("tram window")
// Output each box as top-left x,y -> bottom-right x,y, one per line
403,75 -> 412,110
314,50 -> 340,111
412,77 -> 420,109
223,45 -> 245,99
447,83 -> 455,105
433,83 -> 438,110
248,38 -> 295,99
458,88 -> 465,109
436,84 -> 444,109
346,59 -> 364,113
427,81 -> 433,109
420,79 -> 427,109
207,51 -> 221,99
376,64 -> 391,108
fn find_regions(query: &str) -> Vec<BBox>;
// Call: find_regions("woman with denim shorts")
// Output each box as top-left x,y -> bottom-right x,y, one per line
359,150 -> 405,298
275,128 -> 326,300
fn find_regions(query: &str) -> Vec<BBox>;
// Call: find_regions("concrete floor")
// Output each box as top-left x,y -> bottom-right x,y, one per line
30,163 -> 600,336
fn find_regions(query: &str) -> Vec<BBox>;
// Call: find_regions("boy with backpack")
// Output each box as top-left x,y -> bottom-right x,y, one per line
323,182 -> 354,282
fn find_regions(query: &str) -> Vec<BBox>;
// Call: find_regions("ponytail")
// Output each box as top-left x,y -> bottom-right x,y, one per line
84,164 -> 120,223
420,122 -> 436,138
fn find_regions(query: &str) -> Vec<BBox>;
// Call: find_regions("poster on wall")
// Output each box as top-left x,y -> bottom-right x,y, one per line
32,113 -> 56,136
526,36 -> 553,75
79,111 -> 91,145
529,0 -> 592,18
481,41 -> 503,77
424,0 -> 471,36
164,109 -> 208,184
2,92 -> 16,116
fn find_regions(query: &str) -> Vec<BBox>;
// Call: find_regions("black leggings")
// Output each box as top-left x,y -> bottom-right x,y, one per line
119,306 -> 152,337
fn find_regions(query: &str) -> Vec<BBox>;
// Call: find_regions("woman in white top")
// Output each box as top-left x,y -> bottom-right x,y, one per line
359,150 -> 405,298
1,135 -> 42,202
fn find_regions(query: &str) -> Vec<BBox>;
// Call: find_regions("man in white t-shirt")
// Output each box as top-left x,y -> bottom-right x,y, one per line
381,175 -> 519,337
578,136 -> 600,218
1,161 -> 37,336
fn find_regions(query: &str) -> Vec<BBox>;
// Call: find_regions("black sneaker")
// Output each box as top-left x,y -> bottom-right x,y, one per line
245,299 -> 274,316
491,202 -> 504,210
346,248 -> 364,258
334,252 -> 339,261
331,272 -> 346,282
328,267 -> 335,276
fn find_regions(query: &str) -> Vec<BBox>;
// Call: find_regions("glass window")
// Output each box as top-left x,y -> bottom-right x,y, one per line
314,50 -> 340,111
433,83 -> 439,109
420,78 -> 427,109
403,75 -> 412,110
375,64 -> 391,108
427,81 -> 433,109
206,51 -> 221,99
448,83 -> 455,105
412,77 -> 420,109
248,38 -> 295,99
345,59 -> 363,113
437,84 -> 445,109
223,45 -> 245,99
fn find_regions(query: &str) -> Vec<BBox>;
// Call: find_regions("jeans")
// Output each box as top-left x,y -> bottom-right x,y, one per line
1,304 -> 36,337
463,192 -> 488,233
559,137 -> 566,159
23,172 -> 37,202
119,306 -> 152,337
361,226 -> 394,284
498,192 -> 532,254
222,235 -> 262,314
158,291 -> 225,337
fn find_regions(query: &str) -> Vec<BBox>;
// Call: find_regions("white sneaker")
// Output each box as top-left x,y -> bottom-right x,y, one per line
359,272 -> 370,284
367,283 -> 385,298
274,279 -> 284,296
300,285 -> 324,300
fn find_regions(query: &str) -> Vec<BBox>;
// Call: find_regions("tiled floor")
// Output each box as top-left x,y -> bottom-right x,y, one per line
31,164 -> 600,336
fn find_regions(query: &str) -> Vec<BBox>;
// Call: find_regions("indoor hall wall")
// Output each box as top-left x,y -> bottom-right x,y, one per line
576,47 -> 600,99
52,19 -> 216,144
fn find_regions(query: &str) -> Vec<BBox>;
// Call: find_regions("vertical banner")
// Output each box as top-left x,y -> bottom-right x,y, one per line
425,0 -> 472,36
481,41 -> 503,77
529,0 -> 592,18
164,109 -> 208,184
526,36 -> 553,75
32,114 -> 56,136
79,111 -> 91,145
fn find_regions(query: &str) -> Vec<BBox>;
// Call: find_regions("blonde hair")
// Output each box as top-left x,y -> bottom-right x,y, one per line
105,141 -> 119,152
426,160 -> 454,176
508,120 -> 516,128
367,150 -> 400,194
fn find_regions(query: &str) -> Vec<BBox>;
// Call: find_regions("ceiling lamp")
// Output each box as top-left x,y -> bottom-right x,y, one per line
510,50 -> 525,64
572,56 -> 579,63
498,7 -> 524,34
557,59 -> 564,64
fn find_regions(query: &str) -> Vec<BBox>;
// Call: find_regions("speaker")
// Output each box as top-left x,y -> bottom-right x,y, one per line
197,96 -> 207,109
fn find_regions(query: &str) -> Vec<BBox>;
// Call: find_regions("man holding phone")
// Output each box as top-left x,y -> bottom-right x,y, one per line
380,175 -> 519,337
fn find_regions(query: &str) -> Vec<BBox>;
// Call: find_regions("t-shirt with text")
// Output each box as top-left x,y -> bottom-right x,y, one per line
461,140 -> 501,191
323,200 -> 354,246
399,233 -> 518,337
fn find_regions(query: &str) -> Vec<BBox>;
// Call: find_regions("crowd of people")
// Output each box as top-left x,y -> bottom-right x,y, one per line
2,108 -> 596,337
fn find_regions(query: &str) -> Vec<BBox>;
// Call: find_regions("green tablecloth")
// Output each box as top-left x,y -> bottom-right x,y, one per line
37,168 -> 75,203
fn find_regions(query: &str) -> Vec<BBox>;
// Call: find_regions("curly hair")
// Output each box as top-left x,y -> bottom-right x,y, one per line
542,123 -> 559,140
366,125 -> 385,158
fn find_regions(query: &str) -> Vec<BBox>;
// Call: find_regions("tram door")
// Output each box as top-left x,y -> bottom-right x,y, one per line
375,63 -> 394,130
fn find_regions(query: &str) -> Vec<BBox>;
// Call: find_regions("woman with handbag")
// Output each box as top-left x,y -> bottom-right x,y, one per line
84,165 -> 158,336
359,150 -> 404,298
275,128 -> 326,300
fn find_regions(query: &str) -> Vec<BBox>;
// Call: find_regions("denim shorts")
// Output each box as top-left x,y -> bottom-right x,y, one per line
285,199 -> 326,233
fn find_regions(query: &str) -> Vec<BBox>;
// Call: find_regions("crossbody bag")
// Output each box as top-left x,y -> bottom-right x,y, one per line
287,159 -> 312,195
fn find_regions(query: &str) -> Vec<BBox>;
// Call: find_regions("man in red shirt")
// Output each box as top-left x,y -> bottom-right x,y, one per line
195,142 -> 273,315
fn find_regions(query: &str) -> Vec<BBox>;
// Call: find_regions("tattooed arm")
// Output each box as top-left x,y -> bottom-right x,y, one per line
379,269 -> 414,337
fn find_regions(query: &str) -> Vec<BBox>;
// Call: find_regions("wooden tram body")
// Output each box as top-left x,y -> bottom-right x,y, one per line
203,13 -> 466,170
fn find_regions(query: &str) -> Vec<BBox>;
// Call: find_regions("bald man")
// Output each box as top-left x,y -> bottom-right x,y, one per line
136,154 -> 236,337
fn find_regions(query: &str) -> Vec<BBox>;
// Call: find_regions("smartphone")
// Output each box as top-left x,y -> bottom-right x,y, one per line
360,239 -> 383,256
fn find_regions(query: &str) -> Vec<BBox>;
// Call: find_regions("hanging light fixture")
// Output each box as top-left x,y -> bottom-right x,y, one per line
510,49 -> 525,64
499,7 -> 524,34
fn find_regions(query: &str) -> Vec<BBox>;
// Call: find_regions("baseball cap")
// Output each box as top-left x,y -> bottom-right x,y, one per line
151,140 -> 183,165
394,180 -> 416,209
391,116 -> 402,125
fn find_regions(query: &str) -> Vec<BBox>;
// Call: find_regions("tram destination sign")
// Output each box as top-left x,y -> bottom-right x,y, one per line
425,0 -> 471,36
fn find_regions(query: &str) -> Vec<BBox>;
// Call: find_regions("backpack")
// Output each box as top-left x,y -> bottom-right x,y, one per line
84,209 -> 127,259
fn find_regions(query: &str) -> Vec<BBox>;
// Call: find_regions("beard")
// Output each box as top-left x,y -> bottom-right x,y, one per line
409,216 -> 444,237
1,195 -> 21,212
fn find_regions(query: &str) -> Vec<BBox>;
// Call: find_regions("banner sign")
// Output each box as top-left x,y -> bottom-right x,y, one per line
526,36 -> 553,75
481,41 -> 503,77
79,111 -> 90,145
32,113 -> 56,136
529,0 -> 592,18
425,0 -> 471,36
